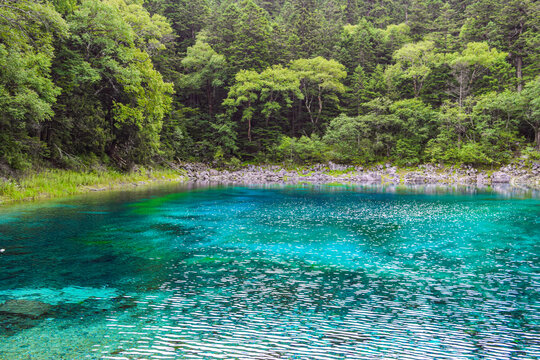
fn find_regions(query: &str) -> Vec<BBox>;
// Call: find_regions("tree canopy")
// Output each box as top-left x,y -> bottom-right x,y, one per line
1,0 -> 539,170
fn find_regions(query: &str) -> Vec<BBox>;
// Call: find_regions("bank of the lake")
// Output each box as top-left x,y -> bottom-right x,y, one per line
2,161 -> 540,204
0,168 -> 187,204
183,162 -> 540,188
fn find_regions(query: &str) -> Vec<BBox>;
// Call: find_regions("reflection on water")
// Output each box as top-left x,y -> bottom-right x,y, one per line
0,184 -> 539,359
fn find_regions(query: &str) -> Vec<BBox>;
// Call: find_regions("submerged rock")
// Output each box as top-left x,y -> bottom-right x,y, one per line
0,314 -> 40,336
0,299 -> 52,318
323,329 -> 370,344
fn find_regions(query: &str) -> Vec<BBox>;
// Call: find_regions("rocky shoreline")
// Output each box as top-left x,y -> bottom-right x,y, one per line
2,162 -> 539,204
179,162 -> 540,189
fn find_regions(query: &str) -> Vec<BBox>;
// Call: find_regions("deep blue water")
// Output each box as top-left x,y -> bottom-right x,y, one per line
0,184 -> 539,359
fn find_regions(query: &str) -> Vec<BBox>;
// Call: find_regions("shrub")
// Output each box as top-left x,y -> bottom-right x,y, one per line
274,135 -> 328,164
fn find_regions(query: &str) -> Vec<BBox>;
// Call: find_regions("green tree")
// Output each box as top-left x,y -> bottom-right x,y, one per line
471,91 -> 523,162
0,0 -> 67,51
223,69 -> 261,142
323,96 -> 432,164
407,0 -> 440,39
323,114 -> 372,162
224,65 -> 302,143
146,0 -> 209,54
518,77 -> 540,149
287,0 -> 325,58
386,41 -> 437,98
445,42 -> 508,107
179,38 -> 227,116
424,98 -> 495,165
461,0 -> 539,91
234,0 -> 273,70
356,0 -> 409,27
0,46 -> 61,169
208,0 -> 273,72
51,0 -> 174,167
275,134 -> 328,163
257,65 -> 303,127
0,0 -> 67,168
290,57 -> 347,131
344,64 -> 385,115
51,0 -> 77,15
429,3 -> 460,50
336,20 -> 381,74
381,23 -> 411,55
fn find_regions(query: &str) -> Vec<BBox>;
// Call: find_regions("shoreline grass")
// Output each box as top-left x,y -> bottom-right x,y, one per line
0,168 -> 187,204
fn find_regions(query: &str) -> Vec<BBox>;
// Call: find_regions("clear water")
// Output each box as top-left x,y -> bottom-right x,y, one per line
0,184 -> 539,359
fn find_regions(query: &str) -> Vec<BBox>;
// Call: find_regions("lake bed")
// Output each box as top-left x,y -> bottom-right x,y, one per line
0,184 -> 538,359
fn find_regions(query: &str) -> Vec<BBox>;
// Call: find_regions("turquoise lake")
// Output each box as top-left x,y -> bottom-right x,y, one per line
0,184 -> 539,359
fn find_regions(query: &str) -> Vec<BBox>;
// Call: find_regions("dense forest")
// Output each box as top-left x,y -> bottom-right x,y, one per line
1,0 -> 539,171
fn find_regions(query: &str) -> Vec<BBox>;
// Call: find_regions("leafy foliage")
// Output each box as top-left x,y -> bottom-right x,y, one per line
0,0 -> 539,170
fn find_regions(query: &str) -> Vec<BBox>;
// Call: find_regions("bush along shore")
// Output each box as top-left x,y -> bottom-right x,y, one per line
1,161 -> 539,204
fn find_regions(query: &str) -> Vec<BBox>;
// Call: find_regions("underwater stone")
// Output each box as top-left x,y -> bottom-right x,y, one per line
0,299 -> 52,318
323,329 -> 370,344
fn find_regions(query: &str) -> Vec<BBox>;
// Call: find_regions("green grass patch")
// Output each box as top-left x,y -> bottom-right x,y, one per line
0,168 -> 186,204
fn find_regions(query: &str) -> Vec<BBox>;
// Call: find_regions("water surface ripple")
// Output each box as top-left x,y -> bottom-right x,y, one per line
0,185 -> 538,359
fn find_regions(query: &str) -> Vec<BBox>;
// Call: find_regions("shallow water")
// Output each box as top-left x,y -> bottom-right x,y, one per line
0,184 -> 539,359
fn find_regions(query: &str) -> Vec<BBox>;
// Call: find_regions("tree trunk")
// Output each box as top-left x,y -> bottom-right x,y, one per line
535,127 -> 540,150
317,93 -> 323,125
459,70 -> 463,107
247,100 -> 252,142
301,82 -> 315,126
516,56 -> 523,92
305,97 -> 314,125
248,118 -> 252,142
207,83 -> 213,117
